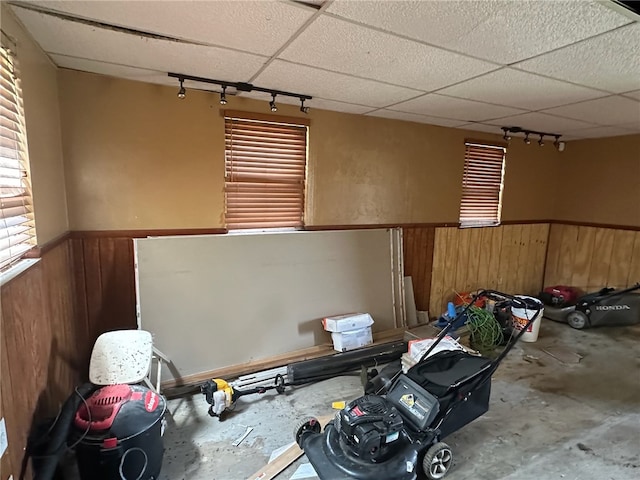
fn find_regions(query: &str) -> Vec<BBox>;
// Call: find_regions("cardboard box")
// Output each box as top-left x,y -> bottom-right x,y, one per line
331,327 -> 373,352
322,313 -> 374,333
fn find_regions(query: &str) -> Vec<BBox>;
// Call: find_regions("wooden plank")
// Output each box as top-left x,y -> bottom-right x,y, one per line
83,237 -> 103,344
587,228 -> 615,289
476,227 -> 492,289
529,224 -> 550,294
454,227 -> 471,295
71,237 -> 91,364
465,227 -> 483,292
498,225 -> 520,293
440,228 -> 459,316
245,415 -> 333,480
429,228 -> 448,318
421,227 -> 435,313
627,232 -> 640,286
608,229 -> 636,288
486,226 -> 504,290
514,224 -> 532,294
569,226 -> 596,290
544,224 -> 564,287
556,225 -> 579,286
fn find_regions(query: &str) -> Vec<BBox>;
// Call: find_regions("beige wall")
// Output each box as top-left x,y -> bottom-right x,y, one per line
2,5 -> 68,244
555,134 -> 640,227
58,69 -> 559,230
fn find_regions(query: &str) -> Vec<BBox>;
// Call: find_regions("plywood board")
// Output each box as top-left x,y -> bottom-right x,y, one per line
544,224 -> 638,291
135,229 -> 397,382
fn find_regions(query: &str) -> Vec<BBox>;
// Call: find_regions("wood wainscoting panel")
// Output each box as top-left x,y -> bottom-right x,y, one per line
402,226 -> 436,312
0,240 -> 81,478
544,224 -> 640,290
72,236 -> 138,349
429,224 -> 550,317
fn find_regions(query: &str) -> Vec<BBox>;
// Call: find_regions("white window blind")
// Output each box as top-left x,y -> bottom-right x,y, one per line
224,111 -> 308,230
0,45 -> 36,269
459,141 -> 506,228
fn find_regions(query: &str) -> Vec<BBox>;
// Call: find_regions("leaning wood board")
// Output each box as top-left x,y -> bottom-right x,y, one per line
246,415 -> 334,480
135,229 -> 401,382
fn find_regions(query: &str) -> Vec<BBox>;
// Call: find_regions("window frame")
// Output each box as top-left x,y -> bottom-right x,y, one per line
459,140 -> 507,228
223,110 -> 309,231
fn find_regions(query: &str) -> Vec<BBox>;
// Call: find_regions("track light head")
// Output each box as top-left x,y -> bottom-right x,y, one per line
538,134 -> 545,147
501,127 -> 511,142
524,133 -> 531,145
177,78 -> 186,99
270,93 -> 278,112
220,86 -> 227,105
299,98 -> 310,114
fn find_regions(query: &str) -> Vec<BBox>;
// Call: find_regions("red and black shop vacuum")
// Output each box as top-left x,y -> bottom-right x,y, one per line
73,384 -> 166,480
25,330 -> 167,480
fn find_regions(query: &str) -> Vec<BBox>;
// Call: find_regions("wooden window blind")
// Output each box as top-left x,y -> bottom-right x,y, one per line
224,112 -> 308,230
459,141 -> 506,228
0,45 -> 36,270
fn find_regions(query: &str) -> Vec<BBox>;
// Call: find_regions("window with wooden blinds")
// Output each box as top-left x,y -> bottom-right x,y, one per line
0,45 -> 36,270
459,141 -> 506,228
224,112 -> 308,230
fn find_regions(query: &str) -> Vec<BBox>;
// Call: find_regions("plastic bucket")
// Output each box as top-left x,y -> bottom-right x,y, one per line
511,296 -> 544,342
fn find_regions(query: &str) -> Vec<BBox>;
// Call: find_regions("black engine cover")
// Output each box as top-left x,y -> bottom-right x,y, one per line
338,395 -> 403,462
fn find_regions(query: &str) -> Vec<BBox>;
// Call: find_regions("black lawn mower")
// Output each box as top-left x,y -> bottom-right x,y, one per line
293,290 -> 540,480
542,282 -> 640,329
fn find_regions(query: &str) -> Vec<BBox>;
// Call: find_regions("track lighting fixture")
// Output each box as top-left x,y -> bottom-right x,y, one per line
300,98 -> 310,114
219,86 -> 227,105
501,127 -> 511,142
177,78 -> 186,99
168,72 -> 312,113
501,126 -> 565,151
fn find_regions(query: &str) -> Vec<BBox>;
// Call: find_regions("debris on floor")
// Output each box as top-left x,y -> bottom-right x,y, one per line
542,346 -> 583,364
233,426 -> 253,447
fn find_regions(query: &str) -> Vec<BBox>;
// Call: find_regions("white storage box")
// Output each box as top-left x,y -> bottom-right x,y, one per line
331,327 -> 373,352
323,313 -> 374,333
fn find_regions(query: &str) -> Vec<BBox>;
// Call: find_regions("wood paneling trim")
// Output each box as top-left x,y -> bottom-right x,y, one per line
551,220 -> 640,231
23,231 -> 72,258
71,228 -> 228,238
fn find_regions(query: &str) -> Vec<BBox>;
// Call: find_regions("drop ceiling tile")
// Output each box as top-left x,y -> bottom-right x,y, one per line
438,68 -> 607,110
240,91 -> 373,115
12,7 -> 267,81
562,125 -> 639,139
491,112 -> 597,134
279,15 -> 497,91
51,54 -> 232,94
22,1 -> 316,56
253,60 -> 420,108
365,110 -> 466,128
541,96 -> 640,126
52,54 -> 172,85
389,93 -> 526,122
514,23 -> 640,93
327,0 -> 632,64
622,90 -> 640,101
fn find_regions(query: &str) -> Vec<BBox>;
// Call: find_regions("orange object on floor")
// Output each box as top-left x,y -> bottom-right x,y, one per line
454,291 -> 486,308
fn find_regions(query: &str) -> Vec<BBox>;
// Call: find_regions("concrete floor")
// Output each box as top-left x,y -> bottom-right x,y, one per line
159,320 -> 640,480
